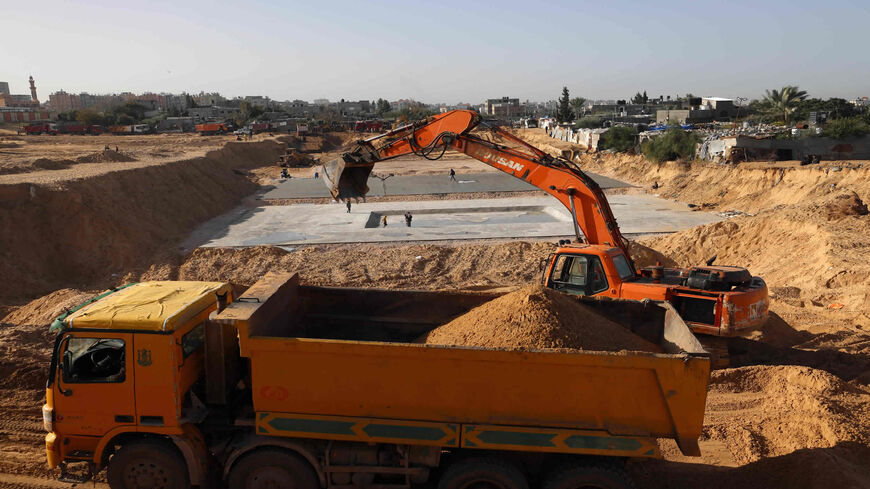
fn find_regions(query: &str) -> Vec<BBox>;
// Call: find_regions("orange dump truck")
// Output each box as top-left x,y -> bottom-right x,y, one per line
44,273 -> 710,489
195,122 -> 228,135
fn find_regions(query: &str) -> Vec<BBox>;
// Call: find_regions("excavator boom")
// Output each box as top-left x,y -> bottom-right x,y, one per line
320,110 -> 634,269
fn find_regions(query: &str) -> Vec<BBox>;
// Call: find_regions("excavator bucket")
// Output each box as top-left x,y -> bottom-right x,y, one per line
320,155 -> 373,201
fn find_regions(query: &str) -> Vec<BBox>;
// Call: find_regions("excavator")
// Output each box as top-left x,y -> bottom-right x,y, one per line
320,110 -> 769,364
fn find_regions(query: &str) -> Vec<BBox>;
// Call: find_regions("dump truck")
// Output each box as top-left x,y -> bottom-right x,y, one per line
44,273 -> 710,489
195,122 -> 229,135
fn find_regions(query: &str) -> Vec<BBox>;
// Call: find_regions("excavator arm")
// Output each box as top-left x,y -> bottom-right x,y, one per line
320,110 -> 634,271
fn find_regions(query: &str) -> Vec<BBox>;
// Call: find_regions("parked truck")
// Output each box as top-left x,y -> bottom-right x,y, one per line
196,122 -> 229,135
44,273 -> 711,489
24,123 -> 59,135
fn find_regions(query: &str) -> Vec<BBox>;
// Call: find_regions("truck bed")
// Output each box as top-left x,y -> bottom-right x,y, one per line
214,273 -> 710,456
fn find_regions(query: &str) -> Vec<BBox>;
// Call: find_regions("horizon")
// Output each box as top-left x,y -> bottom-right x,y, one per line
3,0 -> 869,104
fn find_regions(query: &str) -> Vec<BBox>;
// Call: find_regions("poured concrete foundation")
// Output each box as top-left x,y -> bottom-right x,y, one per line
185,195 -> 722,248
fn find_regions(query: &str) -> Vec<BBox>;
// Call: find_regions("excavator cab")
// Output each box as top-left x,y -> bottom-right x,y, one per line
546,253 -> 610,297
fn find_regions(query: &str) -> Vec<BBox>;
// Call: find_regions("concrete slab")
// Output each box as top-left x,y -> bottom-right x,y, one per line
261,171 -> 629,199
185,195 -> 722,248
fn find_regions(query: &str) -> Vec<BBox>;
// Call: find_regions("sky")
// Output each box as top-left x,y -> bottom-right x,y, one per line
2,0 -> 869,104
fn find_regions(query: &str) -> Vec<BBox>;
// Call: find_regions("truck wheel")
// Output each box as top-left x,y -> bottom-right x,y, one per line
228,448 -> 319,489
438,457 -> 528,489
106,439 -> 190,489
542,463 -> 636,489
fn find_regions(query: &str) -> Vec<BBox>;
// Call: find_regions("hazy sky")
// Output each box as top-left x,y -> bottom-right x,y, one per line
3,0 -> 868,103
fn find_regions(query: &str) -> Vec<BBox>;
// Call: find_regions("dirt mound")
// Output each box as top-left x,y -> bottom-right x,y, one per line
627,240 -> 678,268
140,241 -> 555,293
31,158 -> 75,170
418,285 -> 661,352
1,288 -> 93,327
75,150 -> 137,163
704,365 -> 870,465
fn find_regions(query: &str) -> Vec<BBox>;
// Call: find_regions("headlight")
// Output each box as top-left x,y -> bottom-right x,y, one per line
42,405 -> 53,432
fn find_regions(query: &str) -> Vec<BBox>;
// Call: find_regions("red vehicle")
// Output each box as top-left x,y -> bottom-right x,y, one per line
196,123 -> 229,135
251,122 -> 270,134
24,123 -> 58,135
59,124 -> 88,135
354,120 -> 385,132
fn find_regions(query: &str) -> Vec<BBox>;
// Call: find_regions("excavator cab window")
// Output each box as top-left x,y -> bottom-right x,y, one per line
549,254 -> 608,296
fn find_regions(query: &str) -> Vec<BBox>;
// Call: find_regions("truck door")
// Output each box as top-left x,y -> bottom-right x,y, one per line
53,333 -> 136,438
547,254 -> 609,297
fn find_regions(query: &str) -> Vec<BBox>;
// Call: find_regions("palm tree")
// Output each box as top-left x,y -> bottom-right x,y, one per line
763,86 -> 808,124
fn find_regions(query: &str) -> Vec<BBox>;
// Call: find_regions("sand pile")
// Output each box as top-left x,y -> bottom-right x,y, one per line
76,150 -> 137,163
704,365 -> 870,465
1,288 -> 93,327
418,285 -> 661,352
0,289 -> 94,392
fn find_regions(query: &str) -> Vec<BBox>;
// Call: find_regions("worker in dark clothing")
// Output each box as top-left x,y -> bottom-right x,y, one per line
314,171 -> 319,179
449,168 -> 457,182
346,201 -> 352,213
281,168 -> 290,179
404,212 -> 412,227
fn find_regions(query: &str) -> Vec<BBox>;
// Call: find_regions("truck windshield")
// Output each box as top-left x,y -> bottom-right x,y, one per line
612,254 -> 635,280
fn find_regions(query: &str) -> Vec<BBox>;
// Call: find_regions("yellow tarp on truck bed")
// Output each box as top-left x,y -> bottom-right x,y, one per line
65,281 -> 230,332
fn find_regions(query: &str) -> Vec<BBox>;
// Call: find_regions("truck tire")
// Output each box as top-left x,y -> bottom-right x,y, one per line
106,439 -> 190,489
228,448 -> 319,489
438,457 -> 528,489
542,463 -> 635,489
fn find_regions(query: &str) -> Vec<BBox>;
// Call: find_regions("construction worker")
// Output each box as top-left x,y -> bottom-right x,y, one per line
382,215 -> 388,227
404,212 -> 412,227
346,201 -> 352,213
449,168 -> 457,182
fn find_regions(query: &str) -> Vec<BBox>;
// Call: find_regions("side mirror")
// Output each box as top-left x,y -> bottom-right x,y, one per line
59,348 -> 73,396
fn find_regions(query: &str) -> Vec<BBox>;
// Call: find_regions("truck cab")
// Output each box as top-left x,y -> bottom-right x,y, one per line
44,281 -> 231,486
543,244 -> 769,338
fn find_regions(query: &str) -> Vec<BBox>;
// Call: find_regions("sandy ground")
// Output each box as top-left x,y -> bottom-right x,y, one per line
1,130 -> 869,487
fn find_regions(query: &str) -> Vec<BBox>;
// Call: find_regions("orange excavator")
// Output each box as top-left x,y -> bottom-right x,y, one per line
321,110 -> 768,360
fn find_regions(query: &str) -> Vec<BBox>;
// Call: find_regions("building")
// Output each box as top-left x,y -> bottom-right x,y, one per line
313,99 -> 330,106
48,90 -> 82,111
485,97 -> 521,117
188,106 -> 240,121
656,97 -> 737,125
243,95 -> 272,108
851,97 -> 870,107
193,92 -> 227,107
0,78 -> 40,109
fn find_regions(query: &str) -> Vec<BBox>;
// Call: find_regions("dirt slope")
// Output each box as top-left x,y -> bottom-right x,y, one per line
0,140 -> 284,304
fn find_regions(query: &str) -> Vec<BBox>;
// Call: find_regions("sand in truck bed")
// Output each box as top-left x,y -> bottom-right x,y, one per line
418,285 -> 662,353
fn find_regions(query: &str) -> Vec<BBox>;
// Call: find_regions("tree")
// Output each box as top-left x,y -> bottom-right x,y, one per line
376,98 -> 391,115
643,91 -> 648,104
556,87 -> 574,123
821,116 -> 870,140
641,129 -> 701,163
76,108 -> 103,126
762,85 -> 808,124
631,92 -> 645,104
598,126 -> 636,152
569,97 -> 587,118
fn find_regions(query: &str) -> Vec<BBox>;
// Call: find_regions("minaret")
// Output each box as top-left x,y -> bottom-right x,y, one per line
29,76 -> 38,103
